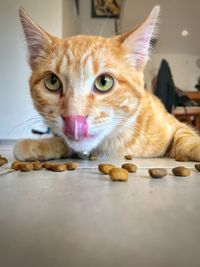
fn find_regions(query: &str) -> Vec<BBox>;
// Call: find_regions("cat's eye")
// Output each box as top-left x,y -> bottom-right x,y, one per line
94,74 -> 114,93
44,73 -> 62,92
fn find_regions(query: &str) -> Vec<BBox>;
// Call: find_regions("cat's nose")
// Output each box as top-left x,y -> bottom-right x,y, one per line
63,115 -> 89,140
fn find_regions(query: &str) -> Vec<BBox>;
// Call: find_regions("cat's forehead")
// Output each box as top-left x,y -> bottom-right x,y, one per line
64,35 -> 108,56
57,35 -> 119,77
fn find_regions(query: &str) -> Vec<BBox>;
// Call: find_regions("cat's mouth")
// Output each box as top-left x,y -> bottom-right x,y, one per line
62,115 -> 94,141
61,114 -> 112,152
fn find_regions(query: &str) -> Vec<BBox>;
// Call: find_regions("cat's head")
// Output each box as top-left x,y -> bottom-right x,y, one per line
19,6 -> 159,153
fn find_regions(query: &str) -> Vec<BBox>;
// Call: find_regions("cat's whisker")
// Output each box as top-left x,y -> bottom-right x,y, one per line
7,116 -> 43,136
109,26 -> 133,38
95,8 -> 113,59
98,8 -> 112,37
72,14 -> 91,35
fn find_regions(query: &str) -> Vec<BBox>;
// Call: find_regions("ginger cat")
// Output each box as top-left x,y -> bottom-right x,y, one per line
14,6 -> 200,162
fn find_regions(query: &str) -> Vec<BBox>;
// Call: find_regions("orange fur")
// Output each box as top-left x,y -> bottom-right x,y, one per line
14,7 -> 200,162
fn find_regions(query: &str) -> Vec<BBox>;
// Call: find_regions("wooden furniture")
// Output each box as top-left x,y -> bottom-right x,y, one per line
172,91 -> 200,131
173,106 -> 200,130
185,91 -> 200,102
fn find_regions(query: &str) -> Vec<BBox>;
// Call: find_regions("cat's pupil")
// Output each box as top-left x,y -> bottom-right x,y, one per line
101,76 -> 107,86
51,75 -> 57,85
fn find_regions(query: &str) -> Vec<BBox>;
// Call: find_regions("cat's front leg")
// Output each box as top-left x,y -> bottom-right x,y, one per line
169,125 -> 200,162
14,136 -> 70,161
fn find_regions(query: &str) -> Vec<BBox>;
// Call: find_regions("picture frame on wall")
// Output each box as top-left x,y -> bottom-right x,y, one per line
91,0 -> 121,18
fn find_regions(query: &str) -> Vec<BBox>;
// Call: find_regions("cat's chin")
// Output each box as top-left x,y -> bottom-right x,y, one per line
62,134 -> 102,153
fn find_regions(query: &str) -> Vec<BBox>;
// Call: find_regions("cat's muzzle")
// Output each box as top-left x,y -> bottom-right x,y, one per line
63,115 -> 89,141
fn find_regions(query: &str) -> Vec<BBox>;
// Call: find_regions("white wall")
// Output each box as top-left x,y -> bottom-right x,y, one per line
144,53 -> 200,91
0,0 -> 69,139
63,0 -> 80,37
79,0 -> 116,37
0,0 -> 116,139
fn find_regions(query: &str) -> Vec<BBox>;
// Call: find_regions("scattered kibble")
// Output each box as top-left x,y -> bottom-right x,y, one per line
195,164 -> 200,172
148,168 -> 167,178
32,161 -> 43,170
0,157 -> 8,166
109,167 -> 128,181
66,161 -> 78,170
11,160 -> 21,170
124,155 -> 133,160
98,164 -> 115,174
172,166 -> 190,177
122,163 -> 137,173
16,162 -> 34,172
43,162 -> 66,172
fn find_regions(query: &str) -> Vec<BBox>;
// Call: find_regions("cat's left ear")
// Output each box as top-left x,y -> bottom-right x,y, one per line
116,6 -> 160,71
19,7 -> 54,68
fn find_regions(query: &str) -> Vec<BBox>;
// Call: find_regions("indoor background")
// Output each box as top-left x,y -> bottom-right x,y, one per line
0,0 -> 200,139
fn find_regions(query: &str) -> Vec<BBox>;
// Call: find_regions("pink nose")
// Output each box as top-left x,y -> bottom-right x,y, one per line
63,115 -> 89,140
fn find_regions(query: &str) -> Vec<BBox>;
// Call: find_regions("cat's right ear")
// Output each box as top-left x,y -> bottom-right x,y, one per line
19,7 -> 52,68
114,6 -> 160,71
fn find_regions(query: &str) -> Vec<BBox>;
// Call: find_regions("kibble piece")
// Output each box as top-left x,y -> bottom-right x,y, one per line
66,161 -> 78,170
124,155 -> 133,160
172,166 -> 190,177
122,163 -> 137,173
148,168 -> 167,178
98,164 -> 115,174
109,168 -> 128,181
17,162 -> 34,172
44,162 -> 66,172
43,162 -> 53,170
195,164 -> 200,172
32,161 -> 43,170
0,157 -> 8,166
11,160 -> 21,170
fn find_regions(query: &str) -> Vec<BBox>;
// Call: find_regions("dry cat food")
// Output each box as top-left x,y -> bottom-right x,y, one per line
148,168 -> 167,178
0,156 -> 8,166
43,162 -> 67,172
121,163 -> 137,173
98,164 -> 115,174
32,161 -> 43,170
15,162 -> 34,172
109,167 -> 129,181
11,160 -> 43,171
194,164 -> 200,172
124,155 -> 133,160
66,161 -> 78,170
11,160 -> 21,170
172,166 -> 190,177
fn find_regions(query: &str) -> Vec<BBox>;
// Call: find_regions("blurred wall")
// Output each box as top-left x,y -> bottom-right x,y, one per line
79,0 -> 116,37
0,0 -> 74,139
63,0 -> 80,37
144,54 -> 200,91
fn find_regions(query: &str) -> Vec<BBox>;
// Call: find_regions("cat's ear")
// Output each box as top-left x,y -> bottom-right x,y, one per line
116,6 -> 160,71
19,7 -> 53,68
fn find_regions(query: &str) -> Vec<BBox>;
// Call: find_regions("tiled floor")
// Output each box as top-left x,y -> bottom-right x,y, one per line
0,144 -> 200,267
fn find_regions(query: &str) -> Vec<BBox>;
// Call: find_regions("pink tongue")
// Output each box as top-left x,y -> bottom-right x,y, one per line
63,115 -> 88,140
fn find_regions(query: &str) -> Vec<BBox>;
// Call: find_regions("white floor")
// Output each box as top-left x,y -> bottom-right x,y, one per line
0,144 -> 200,267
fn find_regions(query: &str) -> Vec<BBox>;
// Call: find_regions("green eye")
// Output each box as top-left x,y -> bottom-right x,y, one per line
44,73 -> 62,91
94,74 -> 114,93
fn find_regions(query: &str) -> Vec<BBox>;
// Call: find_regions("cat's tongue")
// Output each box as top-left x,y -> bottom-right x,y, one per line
63,115 -> 89,140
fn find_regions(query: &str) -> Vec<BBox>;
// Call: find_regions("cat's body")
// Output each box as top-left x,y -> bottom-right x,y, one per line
14,6 -> 200,162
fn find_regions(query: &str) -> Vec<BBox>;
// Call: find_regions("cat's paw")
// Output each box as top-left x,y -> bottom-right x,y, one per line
13,139 -> 46,161
190,143 -> 200,162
